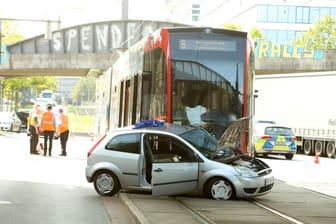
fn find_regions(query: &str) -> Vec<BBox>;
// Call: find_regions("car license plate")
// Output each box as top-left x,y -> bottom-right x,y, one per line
275,141 -> 287,146
264,176 -> 274,186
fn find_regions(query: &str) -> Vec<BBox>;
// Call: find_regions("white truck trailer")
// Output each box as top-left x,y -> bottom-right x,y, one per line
254,71 -> 336,158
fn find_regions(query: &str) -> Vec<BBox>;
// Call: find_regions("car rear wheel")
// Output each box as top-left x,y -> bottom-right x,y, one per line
93,170 -> 120,196
285,154 -> 294,160
205,178 -> 235,200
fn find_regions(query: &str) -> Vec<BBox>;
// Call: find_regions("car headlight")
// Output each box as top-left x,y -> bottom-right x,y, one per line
234,166 -> 258,177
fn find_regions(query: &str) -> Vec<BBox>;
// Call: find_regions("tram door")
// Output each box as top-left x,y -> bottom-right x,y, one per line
123,80 -> 130,126
138,72 -> 152,121
121,75 -> 139,127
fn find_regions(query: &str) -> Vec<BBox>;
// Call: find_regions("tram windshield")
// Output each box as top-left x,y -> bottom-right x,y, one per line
169,31 -> 247,138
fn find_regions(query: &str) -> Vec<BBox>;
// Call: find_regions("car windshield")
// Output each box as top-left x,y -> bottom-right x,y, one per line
265,127 -> 294,136
179,128 -> 218,158
180,128 -> 241,161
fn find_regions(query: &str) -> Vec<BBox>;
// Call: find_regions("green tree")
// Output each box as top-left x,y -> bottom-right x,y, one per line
29,76 -> 57,94
1,20 -> 25,111
72,77 -> 96,105
1,20 -> 24,44
1,19 -> 57,110
2,77 -> 29,111
222,23 -> 265,42
223,22 -> 242,31
250,26 -> 264,41
3,76 -> 56,110
294,14 -> 336,49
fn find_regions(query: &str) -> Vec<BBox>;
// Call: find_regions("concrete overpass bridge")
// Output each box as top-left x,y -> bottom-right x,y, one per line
0,19 -> 335,78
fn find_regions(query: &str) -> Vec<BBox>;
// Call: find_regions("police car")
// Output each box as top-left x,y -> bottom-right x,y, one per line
252,121 -> 297,160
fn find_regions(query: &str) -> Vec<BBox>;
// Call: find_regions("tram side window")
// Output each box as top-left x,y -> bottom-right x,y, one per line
144,48 -> 167,119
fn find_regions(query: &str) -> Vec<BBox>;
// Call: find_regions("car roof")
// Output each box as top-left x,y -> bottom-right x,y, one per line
254,123 -> 293,134
255,123 -> 292,128
254,119 -> 276,124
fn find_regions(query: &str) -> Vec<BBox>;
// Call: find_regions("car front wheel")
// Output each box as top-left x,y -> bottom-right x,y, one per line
205,178 -> 235,200
93,171 -> 120,196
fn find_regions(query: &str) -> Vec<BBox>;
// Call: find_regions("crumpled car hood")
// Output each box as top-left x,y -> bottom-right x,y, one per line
213,151 -> 272,173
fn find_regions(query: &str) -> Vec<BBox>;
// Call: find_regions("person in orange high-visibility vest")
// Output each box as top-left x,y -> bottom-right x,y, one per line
57,108 -> 69,156
40,104 -> 56,156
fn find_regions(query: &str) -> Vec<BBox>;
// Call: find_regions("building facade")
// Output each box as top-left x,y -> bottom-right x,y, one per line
165,0 -> 336,44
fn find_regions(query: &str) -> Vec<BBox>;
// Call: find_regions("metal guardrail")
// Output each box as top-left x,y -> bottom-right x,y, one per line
72,107 -> 96,136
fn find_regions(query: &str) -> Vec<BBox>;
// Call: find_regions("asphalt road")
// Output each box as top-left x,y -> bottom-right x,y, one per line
0,131 -> 136,224
261,154 -> 336,197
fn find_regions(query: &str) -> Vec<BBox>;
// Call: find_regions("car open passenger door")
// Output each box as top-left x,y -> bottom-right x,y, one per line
144,134 -> 199,196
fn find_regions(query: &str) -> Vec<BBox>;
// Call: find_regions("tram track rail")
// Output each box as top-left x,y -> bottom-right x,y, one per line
177,197 -> 305,224
249,199 -> 304,224
177,199 -> 216,224
120,184 -> 336,224
248,186 -> 336,224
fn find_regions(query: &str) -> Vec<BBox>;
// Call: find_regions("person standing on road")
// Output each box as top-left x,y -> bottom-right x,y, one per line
57,108 -> 69,156
40,104 -> 56,156
29,106 -> 42,154
27,103 -> 40,136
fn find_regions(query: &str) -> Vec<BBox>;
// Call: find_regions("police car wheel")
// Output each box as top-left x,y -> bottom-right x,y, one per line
285,154 -> 294,160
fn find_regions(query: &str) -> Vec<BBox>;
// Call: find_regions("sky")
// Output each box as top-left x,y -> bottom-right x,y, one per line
0,0 -> 122,38
1,0 -> 332,39
0,0 -> 177,39
0,0 -> 233,38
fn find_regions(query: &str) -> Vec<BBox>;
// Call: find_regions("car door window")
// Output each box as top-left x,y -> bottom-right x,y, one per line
105,133 -> 140,154
144,134 -> 197,163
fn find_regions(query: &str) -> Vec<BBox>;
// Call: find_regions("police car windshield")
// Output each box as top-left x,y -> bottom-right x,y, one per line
265,127 -> 294,136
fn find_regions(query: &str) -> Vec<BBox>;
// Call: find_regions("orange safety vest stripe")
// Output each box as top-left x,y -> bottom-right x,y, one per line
42,111 -> 55,131
58,114 -> 69,133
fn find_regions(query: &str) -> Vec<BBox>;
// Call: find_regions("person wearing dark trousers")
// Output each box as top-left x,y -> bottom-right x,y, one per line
40,104 -> 56,156
29,107 -> 42,154
57,108 -> 69,156
29,115 -> 39,154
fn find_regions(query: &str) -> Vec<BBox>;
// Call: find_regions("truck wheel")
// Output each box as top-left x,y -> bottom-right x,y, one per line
326,142 -> 335,159
303,140 -> 312,155
314,141 -> 324,157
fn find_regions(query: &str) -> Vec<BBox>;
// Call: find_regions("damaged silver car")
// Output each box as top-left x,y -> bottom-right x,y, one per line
86,117 -> 274,200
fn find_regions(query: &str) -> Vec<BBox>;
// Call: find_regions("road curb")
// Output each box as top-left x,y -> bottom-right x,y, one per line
119,193 -> 150,224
